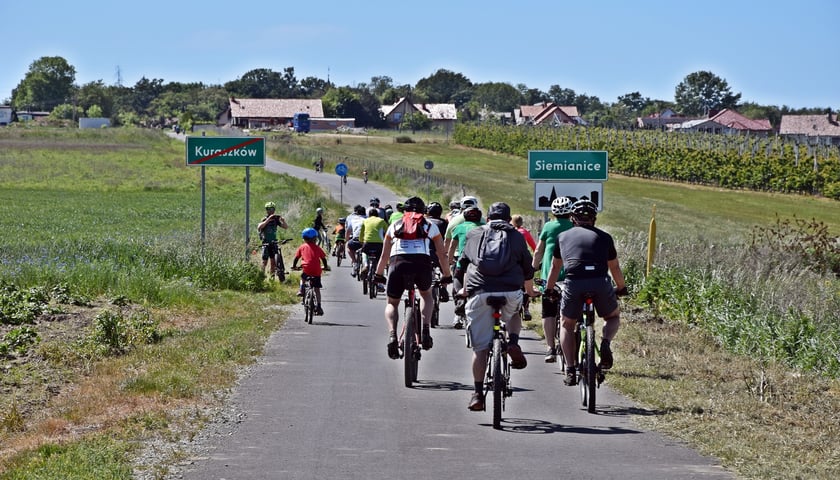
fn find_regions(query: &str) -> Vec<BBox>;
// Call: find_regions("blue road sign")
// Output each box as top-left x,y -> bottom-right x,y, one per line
335,163 -> 348,176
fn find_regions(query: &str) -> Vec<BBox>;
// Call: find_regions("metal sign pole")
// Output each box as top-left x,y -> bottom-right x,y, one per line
245,166 -> 251,261
201,166 -> 206,248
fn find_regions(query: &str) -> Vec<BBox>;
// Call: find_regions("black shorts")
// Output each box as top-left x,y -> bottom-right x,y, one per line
386,255 -> 433,299
262,242 -> 279,261
301,273 -> 323,289
560,277 -> 618,318
347,239 -> 362,252
361,242 -> 383,259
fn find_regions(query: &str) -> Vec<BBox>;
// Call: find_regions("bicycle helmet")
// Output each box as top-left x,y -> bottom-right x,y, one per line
550,196 -> 573,216
426,202 -> 443,217
338,217 -> 346,224
316,207 -> 323,214
301,227 -> 319,240
264,201 -> 276,210
369,197 -> 380,207
460,195 -> 478,209
462,206 -> 482,222
403,196 -> 426,213
448,200 -> 460,210
571,199 -> 598,221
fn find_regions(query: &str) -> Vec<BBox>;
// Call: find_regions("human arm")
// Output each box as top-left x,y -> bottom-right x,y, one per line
531,239 -> 545,270
274,214 -> 288,229
544,256 -> 564,292
608,258 -> 626,293
431,234 -> 452,279
375,234 -> 393,277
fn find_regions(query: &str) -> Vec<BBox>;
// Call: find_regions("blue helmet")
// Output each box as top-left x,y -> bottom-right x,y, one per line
301,227 -> 318,240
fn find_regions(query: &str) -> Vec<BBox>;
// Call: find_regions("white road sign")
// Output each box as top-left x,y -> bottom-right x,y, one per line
534,182 -> 604,212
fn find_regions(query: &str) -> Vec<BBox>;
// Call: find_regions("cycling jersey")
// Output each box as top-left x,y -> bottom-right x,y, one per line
385,220 -> 441,256
359,216 -> 388,244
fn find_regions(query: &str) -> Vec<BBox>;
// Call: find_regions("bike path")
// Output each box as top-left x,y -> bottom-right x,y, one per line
178,147 -> 734,479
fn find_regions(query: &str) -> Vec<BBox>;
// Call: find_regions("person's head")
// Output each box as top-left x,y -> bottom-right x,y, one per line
353,204 -> 365,215
367,207 -> 379,217
426,202 -> 443,218
462,206 -> 482,223
570,199 -> 598,225
448,200 -> 460,211
511,214 -> 524,228
403,196 -> 426,213
395,202 -> 404,213
265,201 -> 276,214
338,217 -> 346,225
487,202 -> 512,222
460,195 -> 478,209
369,197 -> 380,208
301,227 -> 319,243
316,207 -> 323,215
550,196 -> 574,218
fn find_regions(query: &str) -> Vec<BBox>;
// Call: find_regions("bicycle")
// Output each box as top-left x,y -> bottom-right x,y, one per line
398,276 -> 423,388
430,267 -> 443,328
362,252 -> 381,299
483,295 -> 513,430
262,238 -> 291,282
320,227 -> 332,253
295,271 -> 318,325
333,239 -> 346,267
351,249 -> 362,281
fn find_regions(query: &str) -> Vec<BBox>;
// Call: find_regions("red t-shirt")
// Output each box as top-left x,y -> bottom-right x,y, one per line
517,227 -> 537,252
295,242 -> 327,276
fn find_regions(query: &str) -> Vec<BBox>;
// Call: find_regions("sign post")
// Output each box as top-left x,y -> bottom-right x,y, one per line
335,162 -> 348,204
186,137 -> 266,259
424,160 -> 434,200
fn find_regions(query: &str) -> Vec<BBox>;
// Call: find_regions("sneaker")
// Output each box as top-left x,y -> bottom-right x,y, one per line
316,305 -> 324,316
522,309 -> 532,321
507,344 -> 527,369
468,392 -> 485,411
387,334 -> 399,360
421,327 -> 433,350
564,367 -> 578,386
452,318 -> 464,330
599,341 -> 613,370
544,346 -> 557,363
377,284 -> 385,293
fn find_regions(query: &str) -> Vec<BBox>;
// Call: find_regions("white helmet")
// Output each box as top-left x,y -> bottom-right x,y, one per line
460,195 -> 478,209
316,207 -> 323,214
550,196 -> 573,216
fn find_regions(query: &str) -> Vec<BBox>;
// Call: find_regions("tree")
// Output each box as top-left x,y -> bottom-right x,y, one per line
12,56 -> 76,111
616,91 -> 650,113
225,68 -> 282,98
674,70 -> 741,116
518,83 -> 549,105
547,85 -> 576,105
77,80 -> 114,118
414,69 -> 473,105
471,82 -> 523,113
300,76 -> 331,98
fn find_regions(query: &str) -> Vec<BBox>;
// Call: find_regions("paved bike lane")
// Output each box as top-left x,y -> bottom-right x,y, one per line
177,148 -> 734,480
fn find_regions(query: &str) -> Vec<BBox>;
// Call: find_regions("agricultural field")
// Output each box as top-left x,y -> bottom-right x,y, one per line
0,126 -> 838,479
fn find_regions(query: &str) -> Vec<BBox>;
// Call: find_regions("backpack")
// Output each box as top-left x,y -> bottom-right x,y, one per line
393,212 -> 429,240
474,225 -> 511,276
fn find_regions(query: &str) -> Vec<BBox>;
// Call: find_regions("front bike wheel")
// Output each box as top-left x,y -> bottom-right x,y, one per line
430,285 -> 440,328
492,338 -> 504,429
403,305 -> 418,388
582,324 -> 597,412
368,275 -> 377,299
275,252 -> 286,282
335,248 -> 343,267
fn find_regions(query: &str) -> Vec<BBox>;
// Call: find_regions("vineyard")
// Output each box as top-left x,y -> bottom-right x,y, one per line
453,124 -> 840,200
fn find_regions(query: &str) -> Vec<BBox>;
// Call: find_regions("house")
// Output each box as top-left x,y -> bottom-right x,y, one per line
515,102 -> 584,126
217,97 -> 324,130
0,106 -> 12,125
779,112 -> 840,146
637,108 -> 689,129
669,109 -> 773,136
380,97 -> 457,131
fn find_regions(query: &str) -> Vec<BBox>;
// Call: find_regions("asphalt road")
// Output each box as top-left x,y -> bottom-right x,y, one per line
179,145 -> 734,480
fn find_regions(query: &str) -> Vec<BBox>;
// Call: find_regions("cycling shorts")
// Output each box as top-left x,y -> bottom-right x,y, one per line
465,290 -> 522,352
560,276 -> 618,319
262,242 -> 279,260
541,294 -> 559,318
361,242 -> 383,259
386,255 -> 433,299
301,273 -> 323,289
347,239 -> 362,252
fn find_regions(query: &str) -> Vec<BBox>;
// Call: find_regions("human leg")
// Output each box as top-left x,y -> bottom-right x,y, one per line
385,296 -> 401,359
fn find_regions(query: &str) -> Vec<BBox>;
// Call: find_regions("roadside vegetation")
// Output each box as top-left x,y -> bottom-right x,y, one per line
0,126 -> 838,479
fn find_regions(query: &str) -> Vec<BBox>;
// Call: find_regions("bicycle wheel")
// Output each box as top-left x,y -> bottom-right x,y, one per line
582,324 -> 597,412
335,248 -> 343,267
430,285 -> 440,328
303,288 -> 313,324
275,251 -> 286,282
403,304 -> 418,388
492,337 -> 504,429
362,273 -> 368,295
368,274 -> 377,299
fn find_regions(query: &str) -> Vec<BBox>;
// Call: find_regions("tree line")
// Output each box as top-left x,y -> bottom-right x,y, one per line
5,56 -> 834,130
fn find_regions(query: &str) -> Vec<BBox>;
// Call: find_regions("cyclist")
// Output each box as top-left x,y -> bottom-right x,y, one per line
313,207 -> 327,245
362,168 -> 368,183
533,196 -> 574,362
447,206 -> 484,328
511,214 -> 537,321
345,205 -> 367,276
369,197 -> 387,222
374,196 -> 452,360
388,202 -> 404,224
257,201 -> 288,277
544,200 -> 628,386
331,218 -> 347,256
445,200 -> 461,223
425,202 -> 449,302
455,202 -> 538,411
292,228 -> 331,316
443,195 -> 479,253
358,207 -> 389,282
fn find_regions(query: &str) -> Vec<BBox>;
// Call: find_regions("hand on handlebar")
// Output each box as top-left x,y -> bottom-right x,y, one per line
440,275 -> 453,285
374,273 -> 387,284
291,266 -> 302,271
615,286 -> 629,297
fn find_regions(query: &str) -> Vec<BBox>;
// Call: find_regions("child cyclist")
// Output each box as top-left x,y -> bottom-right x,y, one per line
332,218 -> 347,256
292,228 -> 331,315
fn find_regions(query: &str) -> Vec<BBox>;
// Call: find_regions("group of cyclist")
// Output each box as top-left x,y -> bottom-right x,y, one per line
266,189 -> 628,411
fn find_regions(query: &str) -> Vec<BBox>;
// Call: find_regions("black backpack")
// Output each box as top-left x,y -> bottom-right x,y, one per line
474,224 -> 511,275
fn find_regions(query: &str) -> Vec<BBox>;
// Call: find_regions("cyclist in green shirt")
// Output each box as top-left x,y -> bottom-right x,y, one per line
359,208 -> 389,279
258,201 -> 288,277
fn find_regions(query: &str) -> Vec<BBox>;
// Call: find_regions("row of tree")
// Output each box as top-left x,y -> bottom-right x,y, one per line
5,56 -> 833,129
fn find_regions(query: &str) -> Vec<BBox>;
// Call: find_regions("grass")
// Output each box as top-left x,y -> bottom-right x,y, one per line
1,126 -> 838,479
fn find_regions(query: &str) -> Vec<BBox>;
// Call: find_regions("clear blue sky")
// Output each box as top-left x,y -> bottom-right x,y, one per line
2,0 -> 837,109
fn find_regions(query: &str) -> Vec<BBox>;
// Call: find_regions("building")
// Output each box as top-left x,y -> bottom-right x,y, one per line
636,109 -> 689,129
669,109 -> 773,136
779,112 -> 840,146
380,97 -> 457,131
217,97 -> 325,130
515,102 -> 584,126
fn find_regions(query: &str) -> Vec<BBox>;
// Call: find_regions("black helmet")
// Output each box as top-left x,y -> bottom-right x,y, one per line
403,196 -> 426,213
426,202 -> 443,217
462,206 -> 482,222
353,204 -> 365,215
448,201 -> 460,210
571,200 -> 598,221
369,197 -> 380,207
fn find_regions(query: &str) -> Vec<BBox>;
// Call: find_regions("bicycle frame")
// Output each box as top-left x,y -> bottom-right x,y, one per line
430,267 -> 442,328
577,294 -> 603,413
399,281 -> 422,388
363,253 -> 380,299
484,295 -> 512,430
301,276 -> 318,324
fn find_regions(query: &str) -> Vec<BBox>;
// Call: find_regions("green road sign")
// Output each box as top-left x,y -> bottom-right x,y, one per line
186,136 -> 266,166
527,150 -> 608,181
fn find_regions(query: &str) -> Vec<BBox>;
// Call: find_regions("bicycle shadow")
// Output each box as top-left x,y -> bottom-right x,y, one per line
483,417 -> 644,435
410,380 -> 534,395
307,321 -> 368,327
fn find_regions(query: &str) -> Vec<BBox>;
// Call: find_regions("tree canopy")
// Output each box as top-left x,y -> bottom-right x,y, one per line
675,70 -> 742,116
12,56 -> 76,111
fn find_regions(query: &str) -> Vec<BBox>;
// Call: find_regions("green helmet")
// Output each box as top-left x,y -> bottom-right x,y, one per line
265,201 -> 276,210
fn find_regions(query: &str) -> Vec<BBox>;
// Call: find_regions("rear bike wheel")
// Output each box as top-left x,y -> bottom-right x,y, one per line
403,304 -> 418,387
303,288 -> 313,324
492,337 -> 504,429
582,324 -> 597,412
335,246 -> 343,267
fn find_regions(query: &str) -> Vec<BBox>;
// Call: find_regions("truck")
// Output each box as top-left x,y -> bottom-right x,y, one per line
292,112 -> 311,133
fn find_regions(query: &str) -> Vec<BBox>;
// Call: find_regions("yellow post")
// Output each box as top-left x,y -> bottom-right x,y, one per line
646,205 -> 656,277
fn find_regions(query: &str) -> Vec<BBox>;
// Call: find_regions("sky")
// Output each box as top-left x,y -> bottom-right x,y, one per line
1,0 -> 838,109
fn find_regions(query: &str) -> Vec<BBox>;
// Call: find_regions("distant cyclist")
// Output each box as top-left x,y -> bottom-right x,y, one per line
358,208 -> 389,280
313,207 -> 327,245
257,201 -> 288,276
544,200 -> 628,386
332,218 -> 346,256
345,205 -> 367,276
